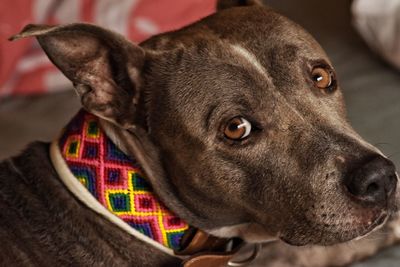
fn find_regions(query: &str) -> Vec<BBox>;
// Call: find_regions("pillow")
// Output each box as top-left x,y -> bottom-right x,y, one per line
352,0 -> 400,70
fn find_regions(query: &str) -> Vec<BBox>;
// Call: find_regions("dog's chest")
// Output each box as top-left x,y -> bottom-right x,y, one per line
0,142 -> 180,266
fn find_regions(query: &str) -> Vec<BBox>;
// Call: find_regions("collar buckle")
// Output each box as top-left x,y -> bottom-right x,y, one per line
177,228 -> 261,267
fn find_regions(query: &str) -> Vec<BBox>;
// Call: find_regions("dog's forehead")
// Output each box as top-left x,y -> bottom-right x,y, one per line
208,7 -> 325,57
144,6 -> 340,129
144,6 -> 327,62
144,6 -> 332,103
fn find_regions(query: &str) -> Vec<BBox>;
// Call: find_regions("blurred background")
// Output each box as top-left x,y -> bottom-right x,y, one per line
0,0 -> 400,266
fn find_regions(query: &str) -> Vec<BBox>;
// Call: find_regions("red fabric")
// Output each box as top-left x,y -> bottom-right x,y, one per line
0,0 -> 216,97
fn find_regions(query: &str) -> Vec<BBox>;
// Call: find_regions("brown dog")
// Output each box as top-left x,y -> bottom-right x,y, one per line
3,0 -> 399,266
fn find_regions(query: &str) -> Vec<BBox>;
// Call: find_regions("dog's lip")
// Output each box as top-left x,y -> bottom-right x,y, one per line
279,235 -> 305,246
354,212 -> 388,241
278,212 -> 389,246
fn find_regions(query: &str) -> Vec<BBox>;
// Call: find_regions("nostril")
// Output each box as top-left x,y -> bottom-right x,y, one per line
344,155 -> 397,206
366,182 -> 379,195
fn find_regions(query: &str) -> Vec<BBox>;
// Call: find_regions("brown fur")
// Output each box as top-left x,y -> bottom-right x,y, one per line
4,0 -> 399,266
0,142 -> 180,266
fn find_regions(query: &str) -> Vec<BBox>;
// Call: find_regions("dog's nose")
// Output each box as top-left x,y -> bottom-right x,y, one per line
345,155 -> 397,206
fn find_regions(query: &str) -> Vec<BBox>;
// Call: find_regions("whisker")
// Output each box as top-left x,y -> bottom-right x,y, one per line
373,142 -> 390,148
388,151 -> 400,159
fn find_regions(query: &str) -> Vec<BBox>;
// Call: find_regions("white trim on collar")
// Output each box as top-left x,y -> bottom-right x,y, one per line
49,140 -> 183,258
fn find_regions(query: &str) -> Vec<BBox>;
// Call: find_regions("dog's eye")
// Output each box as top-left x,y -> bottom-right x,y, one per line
312,67 -> 333,89
224,117 -> 252,140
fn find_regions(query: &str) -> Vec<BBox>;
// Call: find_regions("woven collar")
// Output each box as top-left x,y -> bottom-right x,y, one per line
53,110 -> 189,253
50,110 -> 249,266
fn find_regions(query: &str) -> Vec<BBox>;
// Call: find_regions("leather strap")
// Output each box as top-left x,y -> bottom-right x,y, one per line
176,228 -> 244,267
182,251 -> 240,267
177,228 -> 231,255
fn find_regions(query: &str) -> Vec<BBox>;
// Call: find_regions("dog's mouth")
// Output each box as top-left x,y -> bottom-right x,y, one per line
276,177 -> 398,247
279,211 -> 389,246
352,212 -> 388,241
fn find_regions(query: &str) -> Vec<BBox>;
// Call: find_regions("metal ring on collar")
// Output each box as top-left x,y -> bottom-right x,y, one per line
227,243 -> 262,267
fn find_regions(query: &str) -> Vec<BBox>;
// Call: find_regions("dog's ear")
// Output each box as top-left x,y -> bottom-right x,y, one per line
10,23 -> 145,128
216,0 -> 263,11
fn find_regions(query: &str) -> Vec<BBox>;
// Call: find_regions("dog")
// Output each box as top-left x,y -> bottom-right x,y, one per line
2,0 -> 399,266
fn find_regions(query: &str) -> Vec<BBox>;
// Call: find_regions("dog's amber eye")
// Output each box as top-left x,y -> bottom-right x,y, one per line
312,67 -> 332,89
224,117 -> 252,140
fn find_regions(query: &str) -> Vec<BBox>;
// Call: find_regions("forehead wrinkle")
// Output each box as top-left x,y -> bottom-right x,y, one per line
229,43 -> 269,80
228,43 -> 306,124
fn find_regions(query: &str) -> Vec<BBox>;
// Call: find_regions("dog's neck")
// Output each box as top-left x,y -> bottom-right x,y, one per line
53,109 -> 191,253
50,110 -> 245,265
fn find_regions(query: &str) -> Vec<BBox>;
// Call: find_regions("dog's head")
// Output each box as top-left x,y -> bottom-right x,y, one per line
12,0 -> 398,246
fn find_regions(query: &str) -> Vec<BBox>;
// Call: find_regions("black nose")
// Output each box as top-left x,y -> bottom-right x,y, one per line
345,155 -> 397,206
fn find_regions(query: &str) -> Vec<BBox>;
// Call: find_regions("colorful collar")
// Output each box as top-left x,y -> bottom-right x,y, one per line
51,110 -> 189,254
